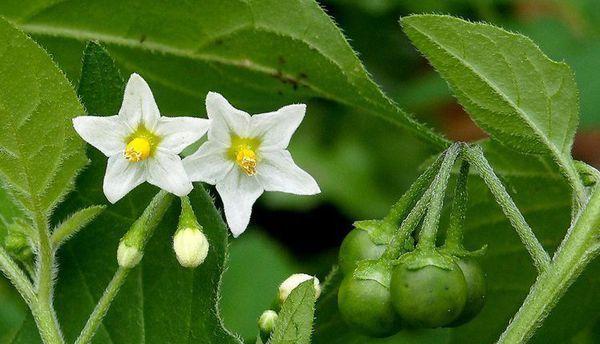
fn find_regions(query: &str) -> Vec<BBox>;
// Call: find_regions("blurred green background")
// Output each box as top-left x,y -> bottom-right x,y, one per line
2,0 -> 600,342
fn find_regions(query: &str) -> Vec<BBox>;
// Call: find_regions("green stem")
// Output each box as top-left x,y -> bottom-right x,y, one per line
417,144 -> 460,250
0,246 -> 35,304
444,160 -> 469,249
464,146 -> 551,273
75,190 -> 173,344
497,185 -> 600,343
74,268 -> 129,344
384,153 -> 444,224
32,210 -> 64,344
382,184 -> 434,260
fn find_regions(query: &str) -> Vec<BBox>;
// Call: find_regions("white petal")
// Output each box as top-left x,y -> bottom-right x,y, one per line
155,116 -> 210,154
249,104 -> 306,150
216,169 -> 263,237
119,74 -> 161,130
103,155 -> 146,203
183,141 -> 234,184
206,92 -> 251,145
257,150 -> 320,195
73,116 -> 130,156
146,151 -> 193,197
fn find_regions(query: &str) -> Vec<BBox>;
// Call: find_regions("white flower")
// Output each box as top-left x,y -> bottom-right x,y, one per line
183,92 -> 320,237
278,273 -> 321,303
73,74 -> 209,203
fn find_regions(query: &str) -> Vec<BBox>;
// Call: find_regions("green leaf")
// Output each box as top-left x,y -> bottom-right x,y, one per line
270,280 -> 317,344
401,15 -> 578,167
0,0 -> 448,149
51,205 -> 105,248
0,17 -> 86,220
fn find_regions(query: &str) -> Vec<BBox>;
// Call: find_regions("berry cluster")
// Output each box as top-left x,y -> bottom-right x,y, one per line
337,145 -> 487,337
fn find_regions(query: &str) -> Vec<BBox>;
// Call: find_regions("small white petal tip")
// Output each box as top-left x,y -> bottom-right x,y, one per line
278,273 -> 321,303
173,228 -> 209,268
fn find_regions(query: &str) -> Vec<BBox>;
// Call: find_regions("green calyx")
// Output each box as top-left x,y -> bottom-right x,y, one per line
396,249 -> 456,271
177,195 -> 203,234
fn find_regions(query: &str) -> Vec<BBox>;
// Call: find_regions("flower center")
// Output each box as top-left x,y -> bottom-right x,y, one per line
124,137 -> 151,162
228,136 -> 261,176
235,146 -> 257,176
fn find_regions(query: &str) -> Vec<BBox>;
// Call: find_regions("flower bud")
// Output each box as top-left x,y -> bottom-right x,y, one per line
278,273 -> 321,304
4,220 -> 33,262
117,191 -> 173,268
117,242 -> 142,268
173,228 -> 209,268
173,196 -> 209,268
258,310 -> 278,336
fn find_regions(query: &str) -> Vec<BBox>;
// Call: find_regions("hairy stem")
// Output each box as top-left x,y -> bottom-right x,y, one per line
32,210 -> 64,344
382,184 -> 433,260
75,190 -> 173,344
0,246 -> 35,304
497,185 -> 600,343
444,160 -> 470,249
384,152 -> 444,224
417,144 -> 460,250
465,146 -> 551,272
74,268 -> 129,344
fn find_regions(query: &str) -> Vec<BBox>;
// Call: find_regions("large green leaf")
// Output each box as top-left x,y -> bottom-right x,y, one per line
0,0 -> 448,149
0,17 -> 86,221
10,42 -> 241,343
401,15 -> 578,164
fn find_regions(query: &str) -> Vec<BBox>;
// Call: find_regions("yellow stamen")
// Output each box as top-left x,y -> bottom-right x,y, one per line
236,146 -> 257,175
124,137 -> 151,162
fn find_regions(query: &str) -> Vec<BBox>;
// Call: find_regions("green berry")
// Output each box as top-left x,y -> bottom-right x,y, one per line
390,251 -> 468,328
338,275 -> 402,337
450,257 -> 486,326
338,229 -> 386,275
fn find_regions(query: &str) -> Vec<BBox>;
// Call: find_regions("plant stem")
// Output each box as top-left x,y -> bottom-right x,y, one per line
444,160 -> 469,249
32,209 -> 64,344
418,144 -> 460,250
384,153 -> 444,224
0,246 -> 35,304
382,184 -> 433,260
75,190 -> 173,344
464,146 -> 551,273
74,268 -> 129,344
497,184 -> 600,343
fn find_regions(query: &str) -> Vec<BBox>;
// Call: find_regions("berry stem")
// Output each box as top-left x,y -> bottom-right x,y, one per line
384,153 -> 444,225
417,144 -> 460,250
444,160 -> 470,250
464,146 -> 551,272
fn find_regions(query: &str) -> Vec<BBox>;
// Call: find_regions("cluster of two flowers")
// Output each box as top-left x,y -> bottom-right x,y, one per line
73,74 -> 320,266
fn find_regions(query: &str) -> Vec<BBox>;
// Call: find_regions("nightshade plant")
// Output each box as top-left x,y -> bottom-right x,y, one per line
0,2 -> 598,344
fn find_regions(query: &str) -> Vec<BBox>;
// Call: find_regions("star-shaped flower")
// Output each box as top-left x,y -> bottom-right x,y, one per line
183,92 -> 320,237
73,74 -> 209,203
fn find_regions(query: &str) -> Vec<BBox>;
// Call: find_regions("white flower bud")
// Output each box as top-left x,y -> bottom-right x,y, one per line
117,242 -> 142,268
278,273 -> 321,303
173,228 -> 209,268
258,310 -> 278,335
